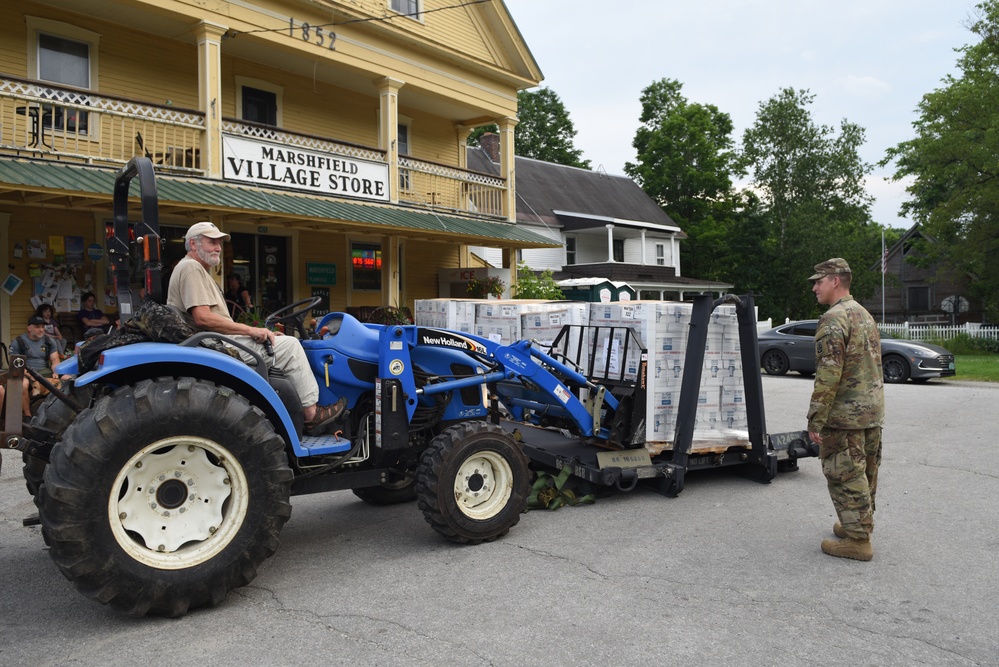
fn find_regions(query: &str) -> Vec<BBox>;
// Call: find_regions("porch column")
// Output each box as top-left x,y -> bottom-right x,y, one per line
502,248 -> 515,296
606,224 -> 615,262
0,212 -> 9,344
641,228 -> 647,265
385,235 -> 400,306
376,77 -> 405,203
498,117 -> 517,222
194,21 -> 227,178
456,124 -> 472,170
671,235 -> 680,276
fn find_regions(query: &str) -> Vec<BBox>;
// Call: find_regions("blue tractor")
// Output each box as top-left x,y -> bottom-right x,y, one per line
1,158 -> 816,617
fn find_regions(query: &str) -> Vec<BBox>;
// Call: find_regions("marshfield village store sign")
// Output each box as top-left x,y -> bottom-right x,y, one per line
222,134 -> 390,202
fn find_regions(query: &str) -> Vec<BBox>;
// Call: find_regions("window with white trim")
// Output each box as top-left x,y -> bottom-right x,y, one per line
390,0 -> 421,19
565,237 -> 576,265
655,242 -> 666,266
27,17 -> 100,135
236,77 -> 283,128
397,122 -> 412,191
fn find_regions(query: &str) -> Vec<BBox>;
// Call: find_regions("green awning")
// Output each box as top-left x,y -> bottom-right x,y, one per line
0,158 -> 560,248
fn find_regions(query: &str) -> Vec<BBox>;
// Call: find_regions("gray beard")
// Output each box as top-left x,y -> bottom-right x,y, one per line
196,246 -> 220,267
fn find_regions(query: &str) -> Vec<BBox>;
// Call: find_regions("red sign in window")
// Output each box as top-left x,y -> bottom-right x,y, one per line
351,249 -> 381,269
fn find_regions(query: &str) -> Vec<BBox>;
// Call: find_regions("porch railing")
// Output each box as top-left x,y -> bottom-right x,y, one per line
399,155 -> 506,219
1,76 -> 508,219
221,118 -> 388,163
0,76 -> 204,173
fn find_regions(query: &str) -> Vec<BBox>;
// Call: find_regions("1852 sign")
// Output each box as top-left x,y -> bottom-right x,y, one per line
222,134 -> 390,202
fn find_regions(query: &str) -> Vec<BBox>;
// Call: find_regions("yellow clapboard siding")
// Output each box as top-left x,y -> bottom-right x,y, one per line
297,229 -> 348,313
98,29 -> 199,107
405,240 -> 460,305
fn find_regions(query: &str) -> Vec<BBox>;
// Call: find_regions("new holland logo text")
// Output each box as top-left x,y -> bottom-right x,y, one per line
417,329 -> 486,354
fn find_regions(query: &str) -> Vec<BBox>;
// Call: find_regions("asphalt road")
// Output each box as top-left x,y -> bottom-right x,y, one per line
1,375 -> 997,666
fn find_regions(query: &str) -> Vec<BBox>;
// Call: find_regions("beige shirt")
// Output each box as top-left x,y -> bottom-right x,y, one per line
167,256 -> 230,323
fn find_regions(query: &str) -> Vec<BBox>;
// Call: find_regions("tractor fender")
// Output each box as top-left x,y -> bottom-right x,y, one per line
54,355 -> 79,376
71,342 -> 306,455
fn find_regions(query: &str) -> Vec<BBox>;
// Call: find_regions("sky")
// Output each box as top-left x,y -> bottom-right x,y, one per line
502,0 -> 980,230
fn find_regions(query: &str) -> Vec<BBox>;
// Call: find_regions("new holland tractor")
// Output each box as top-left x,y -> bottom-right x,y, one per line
0,158 -> 816,617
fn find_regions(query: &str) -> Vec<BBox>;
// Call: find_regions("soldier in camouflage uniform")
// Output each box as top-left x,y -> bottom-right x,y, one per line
806,258 -> 885,561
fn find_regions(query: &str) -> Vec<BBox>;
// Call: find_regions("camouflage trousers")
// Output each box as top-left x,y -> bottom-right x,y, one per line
820,427 -> 882,540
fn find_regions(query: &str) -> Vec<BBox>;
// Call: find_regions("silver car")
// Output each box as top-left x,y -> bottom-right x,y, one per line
758,320 -> 956,383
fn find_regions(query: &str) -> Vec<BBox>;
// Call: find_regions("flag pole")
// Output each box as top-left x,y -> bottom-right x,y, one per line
881,231 -> 886,323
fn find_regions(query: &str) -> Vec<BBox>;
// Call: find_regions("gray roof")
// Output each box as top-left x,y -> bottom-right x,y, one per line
466,147 -> 682,234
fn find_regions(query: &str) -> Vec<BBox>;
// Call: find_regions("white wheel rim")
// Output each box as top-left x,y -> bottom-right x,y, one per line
452,450 -> 513,520
108,436 -> 249,570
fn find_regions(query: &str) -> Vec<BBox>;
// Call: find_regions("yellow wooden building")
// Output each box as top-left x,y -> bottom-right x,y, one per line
0,0 -> 553,345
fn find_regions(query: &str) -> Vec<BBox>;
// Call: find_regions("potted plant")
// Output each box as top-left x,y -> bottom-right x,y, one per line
465,275 -> 506,299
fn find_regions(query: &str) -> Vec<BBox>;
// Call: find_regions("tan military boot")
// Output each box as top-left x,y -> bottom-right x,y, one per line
833,522 -> 847,538
821,536 -> 873,561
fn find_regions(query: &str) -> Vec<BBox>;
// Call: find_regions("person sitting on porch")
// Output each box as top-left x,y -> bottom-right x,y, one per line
78,292 -> 110,332
0,315 -> 69,418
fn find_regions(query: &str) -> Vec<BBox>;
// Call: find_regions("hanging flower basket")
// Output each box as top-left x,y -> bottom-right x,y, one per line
465,275 -> 505,299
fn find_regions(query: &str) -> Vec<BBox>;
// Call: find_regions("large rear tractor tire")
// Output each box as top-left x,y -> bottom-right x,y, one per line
415,421 -> 528,545
37,378 -> 293,617
23,383 -> 95,497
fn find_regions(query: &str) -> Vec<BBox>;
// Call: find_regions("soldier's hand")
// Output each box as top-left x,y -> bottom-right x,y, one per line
808,430 -> 823,445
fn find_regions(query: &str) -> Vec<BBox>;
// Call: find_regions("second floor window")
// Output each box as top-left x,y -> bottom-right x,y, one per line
38,32 -> 90,133
242,87 -> 277,126
39,33 -> 89,88
565,237 -> 576,265
655,243 -> 665,266
391,0 -> 421,18
613,239 -> 624,263
397,123 -> 411,190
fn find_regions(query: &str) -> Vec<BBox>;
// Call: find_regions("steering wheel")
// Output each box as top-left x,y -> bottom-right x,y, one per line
264,296 -> 323,339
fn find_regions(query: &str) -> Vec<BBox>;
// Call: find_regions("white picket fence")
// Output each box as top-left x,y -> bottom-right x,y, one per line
879,322 -> 999,341
757,318 -> 999,341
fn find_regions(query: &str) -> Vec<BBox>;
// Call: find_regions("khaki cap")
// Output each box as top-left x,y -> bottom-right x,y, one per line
808,257 -> 851,281
185,221 -> 230,241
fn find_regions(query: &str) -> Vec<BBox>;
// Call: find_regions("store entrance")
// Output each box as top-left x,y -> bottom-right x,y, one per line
228,233 -> 289,316
131,226 -> 288,318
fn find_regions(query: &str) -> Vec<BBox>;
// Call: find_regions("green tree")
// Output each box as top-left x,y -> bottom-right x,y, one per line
737,88 -> 881,321
469,88 -> 590,169
883,0 -> 999,321
512,262 -> 565,300
624,79 -> 739,281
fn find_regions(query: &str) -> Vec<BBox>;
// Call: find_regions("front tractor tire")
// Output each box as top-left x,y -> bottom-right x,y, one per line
37,378 -> 293,617
415,421 -> 529,545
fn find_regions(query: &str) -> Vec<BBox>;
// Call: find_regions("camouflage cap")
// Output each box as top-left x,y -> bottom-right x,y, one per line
808,257 -> 851,281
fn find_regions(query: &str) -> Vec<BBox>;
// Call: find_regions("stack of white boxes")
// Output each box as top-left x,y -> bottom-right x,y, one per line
520,302 -> 589,348
413,298 -> 479,333
414,297 -> 749,454
473,300 -> 548,345
588,301 -> 748,453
